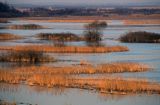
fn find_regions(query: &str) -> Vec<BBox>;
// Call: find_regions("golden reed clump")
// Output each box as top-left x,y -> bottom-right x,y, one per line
0,62 -> 159,95
0,50 -> 55,63
0,33 -> 22,40
0,69 -> 160,94
0,45 -> 129,53
12,62 -> 150,74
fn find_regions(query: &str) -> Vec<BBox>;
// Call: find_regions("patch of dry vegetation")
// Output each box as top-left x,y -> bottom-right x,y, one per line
97,62 -> 150,73
8,24 -> 44,30
70,78 -> 160,94
0,45 -> 129,53
0,101 -> 16,105
0,19 -> 8,23
0,50 -> 55,63
0,61 -> 159,94
11,62 -> 150,75
37,32 -> 84,41
0,33 -> 22,40
123,19 -> 160,25
0,69 -> 159,94
120,31 -> 160,43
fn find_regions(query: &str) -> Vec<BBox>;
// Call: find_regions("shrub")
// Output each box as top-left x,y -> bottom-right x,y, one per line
0,50 -> 55,63
9,24 -> 43,30
84,21 -> 107,46
37,32 -> 83,41
120,31 -> 160,43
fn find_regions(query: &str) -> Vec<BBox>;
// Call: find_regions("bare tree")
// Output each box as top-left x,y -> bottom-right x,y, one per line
84,21 -> 107,46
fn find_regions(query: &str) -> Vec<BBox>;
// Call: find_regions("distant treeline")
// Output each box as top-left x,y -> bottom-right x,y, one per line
26,7 -> 160,17
0,2 -> 160,17
0,2 -> 27,18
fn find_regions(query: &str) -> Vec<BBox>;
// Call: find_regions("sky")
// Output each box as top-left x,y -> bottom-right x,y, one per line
0,0 -> 160,6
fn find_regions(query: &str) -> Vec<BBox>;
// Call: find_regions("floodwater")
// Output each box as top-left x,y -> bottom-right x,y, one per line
0,20 -> 160,105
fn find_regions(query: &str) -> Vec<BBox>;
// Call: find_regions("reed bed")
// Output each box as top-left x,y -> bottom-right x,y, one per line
123,19 -> 160,25
0,101 -> 16,105
12,62 -> 150,75
120,31 -> 160,43
0,70 -> 160,94
0,33 -> 22,40
0,45 -> 129,53
37,32 -> 84,41
8,24 -> 44,30
0,50 -> 55,63
69,78 -> 160,94
0,19 -> 8,23
97,62 -> 149,73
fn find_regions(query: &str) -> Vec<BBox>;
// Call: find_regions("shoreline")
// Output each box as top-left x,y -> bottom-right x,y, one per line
1,15 -> 160,23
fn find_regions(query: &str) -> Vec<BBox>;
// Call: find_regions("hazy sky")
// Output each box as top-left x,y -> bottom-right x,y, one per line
0,0 -> 160,5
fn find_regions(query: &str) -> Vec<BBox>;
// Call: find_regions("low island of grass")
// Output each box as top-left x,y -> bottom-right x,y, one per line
0,45 -> 129,53
119,31 -> 160,43
0,19 -> 8,23
0,65 -> 159,94
0,33 -> 22,40
8,24 -> 44,30
37,32 -> 84,41
0,50 -> 55,63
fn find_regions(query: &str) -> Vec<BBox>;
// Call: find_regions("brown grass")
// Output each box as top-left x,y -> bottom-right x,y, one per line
8,24 -> 44,30
0,19 -> 8,23
0,45 -> 129,53
0,33 -> 22,40
97,62 -> 150,73
123,19 -> 160,25
0,69 -> 159,94
11,62 -> 150,75
0,50 -> 55,63
0,101 -> 16,105
69,78 -> 160,94
20,15 -> 160,23
37,32 -> 84,41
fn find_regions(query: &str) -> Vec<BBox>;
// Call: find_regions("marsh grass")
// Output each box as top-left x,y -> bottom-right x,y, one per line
8,24 -> 44,30
0,19 -> 8,23
70,78 -> 160,94
10,62 -> 150,75
37,32 -> 84,41
0,101 -> 16,105
0,61 -> 159,95
120,31 -> 160,43
97,62 -> 150,73
0,33 -> 22,40
0,69 -> 159,94
0,45 -> 129,53
0,50 -> 55,63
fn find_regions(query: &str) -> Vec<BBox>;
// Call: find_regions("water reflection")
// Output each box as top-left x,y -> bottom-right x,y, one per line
0,83 -> 160,105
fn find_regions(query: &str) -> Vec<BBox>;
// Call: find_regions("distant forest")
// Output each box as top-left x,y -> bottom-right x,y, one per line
0,2 -> 27,17
0,2 -> 160,18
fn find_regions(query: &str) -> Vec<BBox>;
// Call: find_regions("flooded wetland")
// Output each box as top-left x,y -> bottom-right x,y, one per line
0,19 -> 160,105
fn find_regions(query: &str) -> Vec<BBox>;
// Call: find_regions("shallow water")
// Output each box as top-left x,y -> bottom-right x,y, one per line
0,20 -> 160,105
0,83 -> 160,105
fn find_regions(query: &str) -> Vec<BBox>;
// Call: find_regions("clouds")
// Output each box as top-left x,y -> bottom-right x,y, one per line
0,0 -> 160,5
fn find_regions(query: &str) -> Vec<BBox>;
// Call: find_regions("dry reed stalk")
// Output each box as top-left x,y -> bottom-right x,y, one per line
8,24 -> 43,30
0,69 -> 159,94
70,78 -> 160,94
0,33 -> 22,40
0,45 -> 129,53
12,62 -> 150,75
